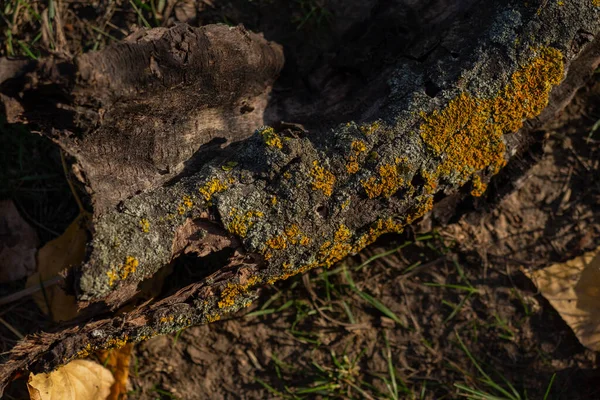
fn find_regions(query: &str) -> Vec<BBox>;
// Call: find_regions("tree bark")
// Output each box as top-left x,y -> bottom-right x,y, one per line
1,0 -> 599,393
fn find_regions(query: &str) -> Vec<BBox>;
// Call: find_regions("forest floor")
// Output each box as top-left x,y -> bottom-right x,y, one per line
1,1 -> 599,399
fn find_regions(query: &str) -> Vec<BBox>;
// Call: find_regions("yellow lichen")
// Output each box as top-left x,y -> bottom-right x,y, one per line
105,336 -> 129,349
318,225 -> 354,267
206,314 -> 221,323
263,224 -> 308,255
177,195 -> 194,215
107,256 -> 139,286
139,218 -> 150,233
594,0 -> 600,6
359,121 -> 380,135
310,160 -> 336,196
346,161 -> 360,174
341,198 -> 351,210
361,158 -> 409,199
271,196 -> 278,206
285,224 -> 302,244
259,126 -> 283,149
405,196 -> 434,225
352,218 -> 404,253
159,316 -> 174,323
265,234 -> 287,250
470,175 -> 487,197
226,209 -> 264,237
218,276 -> 261,309
421,170 -> 438,195
199,177 -> 233,201
346,140 -> 368,174
419,47 -> 564,186
299,236 -> 311,246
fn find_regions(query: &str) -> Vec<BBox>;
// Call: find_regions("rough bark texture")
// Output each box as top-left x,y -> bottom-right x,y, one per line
1,0 -> 600,394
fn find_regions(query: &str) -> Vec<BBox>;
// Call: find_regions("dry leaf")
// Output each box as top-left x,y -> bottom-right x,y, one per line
96,343 -> 134,400
528,246 -> 600,351
27,359 -> 114,400
26,215 -> 88,321
0,200 -> 39,282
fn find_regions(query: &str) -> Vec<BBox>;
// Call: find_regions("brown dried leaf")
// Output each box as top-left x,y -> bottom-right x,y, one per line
96,343 -> 134,400
528,246 -> 600,351
27,359 -> 114,400
0,200 -> 39,283
26,215 -> 88,321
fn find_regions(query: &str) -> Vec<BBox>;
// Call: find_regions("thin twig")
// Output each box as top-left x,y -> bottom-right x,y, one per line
0,276 -> 63,306
0,317 -> 24,339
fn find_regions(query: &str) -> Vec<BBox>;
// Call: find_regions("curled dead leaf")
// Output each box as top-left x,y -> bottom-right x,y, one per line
96,343 -> 134,400
25,214 -> 88,321
528,246 -> 600,351
27,359 -> 114,400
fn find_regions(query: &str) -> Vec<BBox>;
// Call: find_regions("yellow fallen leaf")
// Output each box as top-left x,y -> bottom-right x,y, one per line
528,246 -> 600,351
96,343 -> 134,400
26,214 -> 88,321
27,359 -> 114,400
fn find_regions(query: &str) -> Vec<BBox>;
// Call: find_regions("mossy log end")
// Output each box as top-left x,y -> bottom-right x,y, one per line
1,0 -> 599,392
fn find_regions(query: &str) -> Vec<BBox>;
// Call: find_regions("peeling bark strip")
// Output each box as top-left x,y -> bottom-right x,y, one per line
1,0 -> 600,393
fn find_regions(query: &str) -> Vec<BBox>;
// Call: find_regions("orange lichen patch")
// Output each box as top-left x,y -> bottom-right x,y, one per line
285,224 -> 304,245
226,208 -> 264,237
159,316 -> 174,323
139,218 -> 150,233
419,47 -> 564,185
105,336 -> 129,350
199,177 -> 234,201
470,175 -> 487,197
266,234 -> 287,250
352,218 -> 404,253
346,140 -> 368,174
405,196 -> 434,225
318,225 -> 354,267
421,170 -> 438,195
361,158 -> 410,199
259,126 -> 283,149
310,160 -> 336,196
359,121 -> 381,135
299,236 -> 311,246
266,263 -> 315,285
218,276 -> 261,309
107,256 -> 139,286
206,313 -> 221,323
271,196 -> 278,206
263,224 -> 309,255
177,195 -> 194,215
283,261 -> 292,269
594,0 -> 600,6
346,161 -> 360,174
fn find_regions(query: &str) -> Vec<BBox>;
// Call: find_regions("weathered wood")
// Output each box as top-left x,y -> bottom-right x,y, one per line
1,0 -> 599,393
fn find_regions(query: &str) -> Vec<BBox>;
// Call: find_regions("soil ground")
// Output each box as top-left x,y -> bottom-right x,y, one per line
0,1 -> 599,399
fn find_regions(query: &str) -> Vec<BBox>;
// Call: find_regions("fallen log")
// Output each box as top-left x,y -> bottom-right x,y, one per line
1,0 -> 599,393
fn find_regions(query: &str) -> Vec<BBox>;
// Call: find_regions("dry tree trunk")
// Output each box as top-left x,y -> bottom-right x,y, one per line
1,0 -> 599,393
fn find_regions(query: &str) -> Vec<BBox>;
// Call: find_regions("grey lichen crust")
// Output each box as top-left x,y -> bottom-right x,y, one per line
76,0 -> 599,342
